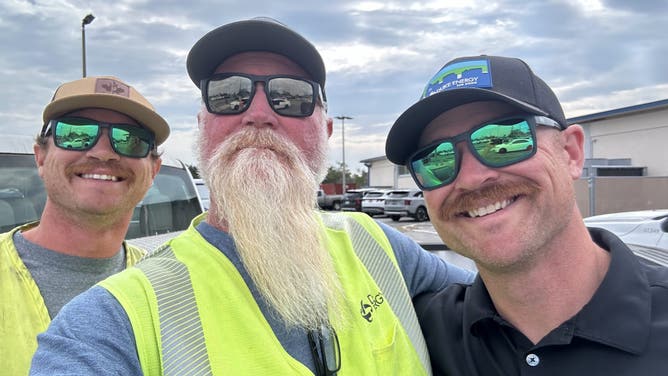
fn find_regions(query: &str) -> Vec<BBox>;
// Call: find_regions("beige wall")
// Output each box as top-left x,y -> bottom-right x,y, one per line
582,107 -> 668,176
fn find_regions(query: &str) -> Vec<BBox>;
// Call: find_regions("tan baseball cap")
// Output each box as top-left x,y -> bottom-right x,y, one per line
42,76 -> 170,145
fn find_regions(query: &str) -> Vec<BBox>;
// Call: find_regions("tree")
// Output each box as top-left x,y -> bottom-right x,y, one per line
321,162 -> 368,188
188,164 -> 200,179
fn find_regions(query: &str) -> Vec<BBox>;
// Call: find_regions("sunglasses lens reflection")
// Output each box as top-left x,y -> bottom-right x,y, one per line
110,126 -> 153,157
53,118 -> 153,158
205,74 -> 317,117
54,120 -> 98,150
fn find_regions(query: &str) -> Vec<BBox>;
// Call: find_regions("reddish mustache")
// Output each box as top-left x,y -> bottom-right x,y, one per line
65,161 -> 131,179
441,181 -> 540,219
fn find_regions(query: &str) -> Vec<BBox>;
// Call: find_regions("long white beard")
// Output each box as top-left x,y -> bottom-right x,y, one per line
199,127 -> 345,330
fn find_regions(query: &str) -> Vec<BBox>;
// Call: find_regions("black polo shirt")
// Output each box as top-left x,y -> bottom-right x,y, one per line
415,228 -> 668,376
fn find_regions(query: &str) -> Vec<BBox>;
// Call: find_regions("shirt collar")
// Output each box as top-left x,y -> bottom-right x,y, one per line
464,227 -> 651,354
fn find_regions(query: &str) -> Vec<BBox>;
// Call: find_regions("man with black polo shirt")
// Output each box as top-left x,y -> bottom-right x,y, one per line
385,54 -> 668,375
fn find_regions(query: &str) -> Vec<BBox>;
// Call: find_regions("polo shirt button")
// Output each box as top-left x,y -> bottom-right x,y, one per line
525,353 -> 540,367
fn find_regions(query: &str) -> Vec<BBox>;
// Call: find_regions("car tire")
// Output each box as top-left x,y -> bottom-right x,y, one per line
390,215 -> 401,221
415,207 -> 429,222
332,201 -> 341,211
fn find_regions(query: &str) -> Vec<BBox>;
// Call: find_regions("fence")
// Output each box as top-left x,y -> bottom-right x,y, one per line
574,176 -> 668,217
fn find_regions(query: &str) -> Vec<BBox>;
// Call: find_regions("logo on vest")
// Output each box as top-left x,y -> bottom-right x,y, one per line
359,291 -> 385,323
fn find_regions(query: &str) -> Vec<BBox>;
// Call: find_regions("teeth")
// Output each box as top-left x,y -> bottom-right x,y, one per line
467,199 -> 512,218
81,174 -> 119,182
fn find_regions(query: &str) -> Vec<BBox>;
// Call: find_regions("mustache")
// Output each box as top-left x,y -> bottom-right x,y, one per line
441,180 -> 541,219
218,128 -> 299,159
64,160 -> 132,179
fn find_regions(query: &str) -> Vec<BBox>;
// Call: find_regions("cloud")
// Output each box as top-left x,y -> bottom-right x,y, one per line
1,0 -> 666,173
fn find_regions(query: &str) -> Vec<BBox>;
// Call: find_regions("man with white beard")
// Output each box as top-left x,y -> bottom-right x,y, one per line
31,18 -> 474,376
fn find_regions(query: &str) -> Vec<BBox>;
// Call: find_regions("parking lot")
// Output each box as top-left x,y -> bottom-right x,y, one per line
362,214 -> 477,271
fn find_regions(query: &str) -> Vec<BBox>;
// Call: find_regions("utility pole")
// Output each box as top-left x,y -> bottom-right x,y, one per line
335,116 -> 352,193
81,14 -> 95,77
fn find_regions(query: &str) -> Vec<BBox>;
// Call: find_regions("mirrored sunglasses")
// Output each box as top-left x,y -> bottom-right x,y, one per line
45,117 -> 155,158
201,73 -> 327,117
408,115 -> 561,190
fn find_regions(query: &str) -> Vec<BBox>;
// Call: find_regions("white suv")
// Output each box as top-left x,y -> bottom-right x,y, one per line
361,190 -> 390,217
384,189 -> 429,222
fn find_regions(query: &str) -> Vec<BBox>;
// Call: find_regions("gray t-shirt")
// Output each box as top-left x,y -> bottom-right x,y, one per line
14,231 -> 126,318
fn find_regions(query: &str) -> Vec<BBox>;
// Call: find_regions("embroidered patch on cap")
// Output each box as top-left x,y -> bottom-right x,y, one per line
95,78 -> 130,97
422,59 -> 492,98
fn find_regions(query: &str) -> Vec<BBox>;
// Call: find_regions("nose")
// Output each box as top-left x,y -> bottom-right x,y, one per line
453,143 -> 499,189
240,83 -> 279,128
85,129 -> 120,161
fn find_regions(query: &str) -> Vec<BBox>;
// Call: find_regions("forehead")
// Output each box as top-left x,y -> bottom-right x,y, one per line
418,101 -> 520,146
64,108 -> 139,125
213,51 -> 310,78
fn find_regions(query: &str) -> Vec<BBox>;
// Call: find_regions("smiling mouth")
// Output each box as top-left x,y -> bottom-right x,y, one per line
463,196 -> 518,218
79,173 -> 121,182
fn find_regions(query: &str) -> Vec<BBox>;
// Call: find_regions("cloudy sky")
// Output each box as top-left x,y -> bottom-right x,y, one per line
1,0 -> 667,173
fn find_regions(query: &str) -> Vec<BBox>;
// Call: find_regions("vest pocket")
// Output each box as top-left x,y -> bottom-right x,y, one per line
371,321 -> 423,376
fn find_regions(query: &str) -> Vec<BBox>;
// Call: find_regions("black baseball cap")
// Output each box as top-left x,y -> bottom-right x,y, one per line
385,55 -> 567,165
186,17 -> 326,90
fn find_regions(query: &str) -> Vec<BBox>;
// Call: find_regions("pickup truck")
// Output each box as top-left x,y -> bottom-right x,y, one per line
317,189 -> 343,210
0,134 -> 205,250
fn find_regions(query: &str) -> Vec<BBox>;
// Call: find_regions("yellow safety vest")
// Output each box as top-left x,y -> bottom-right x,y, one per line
101,212 -> 427,375
0,222 -> 145,376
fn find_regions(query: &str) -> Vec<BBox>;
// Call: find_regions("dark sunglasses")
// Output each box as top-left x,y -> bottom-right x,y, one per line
408,115 -> 562,190
308,325 -> 341,376
42,117 -> 155,158
201,73 -> 327,117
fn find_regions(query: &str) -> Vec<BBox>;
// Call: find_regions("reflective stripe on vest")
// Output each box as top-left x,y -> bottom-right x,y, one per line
136,246 -> 212,376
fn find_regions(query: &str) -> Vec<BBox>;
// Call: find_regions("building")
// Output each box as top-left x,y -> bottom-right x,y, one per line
361,99 -> 668,215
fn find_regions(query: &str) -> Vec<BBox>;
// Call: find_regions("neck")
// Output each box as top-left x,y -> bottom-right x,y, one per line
477,219 -> 611,344
22,202 -> 132,258
204,204 -> 230,232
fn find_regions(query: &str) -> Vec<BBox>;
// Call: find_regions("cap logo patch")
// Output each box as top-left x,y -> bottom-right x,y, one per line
95,78 -> 130,97
422,59 -> 492,98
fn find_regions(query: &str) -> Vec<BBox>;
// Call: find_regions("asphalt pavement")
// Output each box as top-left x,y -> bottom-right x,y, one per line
376,216 -> 477,272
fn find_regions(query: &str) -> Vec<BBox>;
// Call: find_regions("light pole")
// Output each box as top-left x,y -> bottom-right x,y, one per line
335,115 -> 352,193
81,14 -> 95,77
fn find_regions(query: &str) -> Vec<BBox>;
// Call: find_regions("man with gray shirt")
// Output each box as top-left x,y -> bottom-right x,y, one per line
0,75 -> 169,375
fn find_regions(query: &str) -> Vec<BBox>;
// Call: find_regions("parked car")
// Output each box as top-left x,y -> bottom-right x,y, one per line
341,188 -> 376,212
361,190 -> 390,217
317,189 -> 343,210
584,209 -> 668,266
491,138 -> 533,153
271,97 -> 290,109
0,135 -> 204,250
194,178 -> 210,211
384,189 -> 429,222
